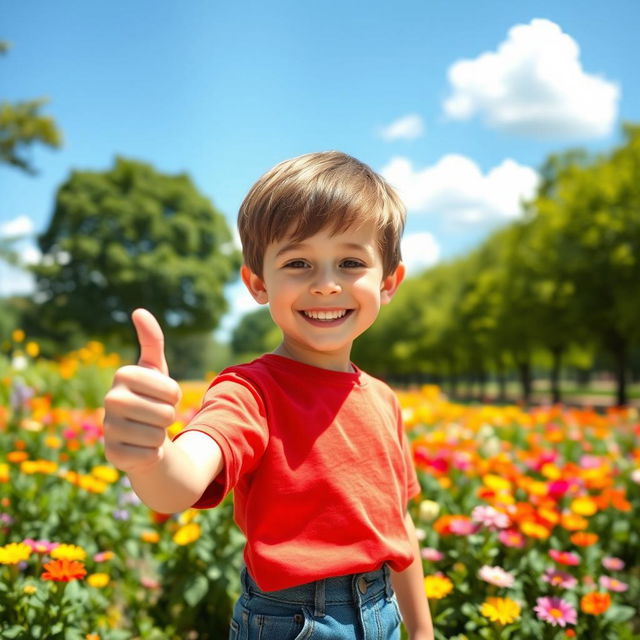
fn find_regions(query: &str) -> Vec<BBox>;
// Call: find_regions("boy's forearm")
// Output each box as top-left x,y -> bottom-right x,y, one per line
390,512 -> 434,639
127,431 -> 224,513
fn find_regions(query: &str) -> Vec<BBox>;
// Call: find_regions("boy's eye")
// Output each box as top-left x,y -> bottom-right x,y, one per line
341,259 -> 365,268
284,260 -> 309,269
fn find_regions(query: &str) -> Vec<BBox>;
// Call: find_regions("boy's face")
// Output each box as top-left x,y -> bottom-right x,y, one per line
241,221 -> 404,371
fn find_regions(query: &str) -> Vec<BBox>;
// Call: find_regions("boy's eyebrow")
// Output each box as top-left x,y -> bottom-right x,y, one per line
275,241 -> 371,257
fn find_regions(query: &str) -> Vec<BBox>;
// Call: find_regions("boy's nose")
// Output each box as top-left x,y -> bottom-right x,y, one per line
311,270 -> 342,295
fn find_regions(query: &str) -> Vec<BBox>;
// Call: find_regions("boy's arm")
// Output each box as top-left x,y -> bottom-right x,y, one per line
103,309 -> 224,513
126,431 -> 224,513
390,512 -> 434,640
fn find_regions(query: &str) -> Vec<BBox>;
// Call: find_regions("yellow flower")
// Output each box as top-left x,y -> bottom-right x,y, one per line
570,496 -> 598,516
87,573 -> 110,588
172,522 -> 201,546
91,465 -> 119,484
178,509 -> 199,525
0,463 -> 9,482
23,585 -> 38,595
25,341 -> 40,358
480,597 -> 521,625
12,329 -> 25,343
0,542 -> 32,565
51,544 -> 87,561
424,574 -> 454,600
483,474 -> 512,492
45,436 -> 63,449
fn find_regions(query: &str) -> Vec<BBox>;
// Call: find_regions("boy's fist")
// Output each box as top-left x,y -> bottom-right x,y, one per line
103,309 -> 182,473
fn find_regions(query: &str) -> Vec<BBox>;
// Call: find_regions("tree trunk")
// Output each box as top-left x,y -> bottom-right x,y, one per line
516,359 -> 532,405
612,342 -> 628,406
550,345 -> 563,405
495,358 -> 507,403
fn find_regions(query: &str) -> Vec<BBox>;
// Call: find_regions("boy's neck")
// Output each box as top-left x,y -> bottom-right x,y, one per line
272,342 -> 355,373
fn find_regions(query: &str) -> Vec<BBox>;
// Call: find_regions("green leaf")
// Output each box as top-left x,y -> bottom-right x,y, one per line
183,574 -> 209,607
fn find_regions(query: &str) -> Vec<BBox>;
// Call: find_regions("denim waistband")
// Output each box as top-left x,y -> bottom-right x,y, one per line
240,564 -> 394,618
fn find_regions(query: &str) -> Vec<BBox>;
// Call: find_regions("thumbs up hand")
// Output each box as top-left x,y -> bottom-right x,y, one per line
103,309 -> 182,474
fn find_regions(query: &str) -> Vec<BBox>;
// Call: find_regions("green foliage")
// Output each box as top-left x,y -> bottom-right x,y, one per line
30,157 -> 241,347
230,307 -> 280,361
0,41 -> 63,174
354,123 -> 640,405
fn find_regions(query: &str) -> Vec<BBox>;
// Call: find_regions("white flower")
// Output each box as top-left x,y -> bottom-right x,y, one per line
478,565 -> 515,588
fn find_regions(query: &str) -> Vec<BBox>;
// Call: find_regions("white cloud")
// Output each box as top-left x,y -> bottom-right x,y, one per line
381,154 -> 539,224
379,114 -> 425,141
401,232 -> 440,275
443,18 -> 619,139
0,263 -> 35,296
0,215 -> 35,238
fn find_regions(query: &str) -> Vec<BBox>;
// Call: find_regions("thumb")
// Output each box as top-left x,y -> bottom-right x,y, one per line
131,308 -> 169,376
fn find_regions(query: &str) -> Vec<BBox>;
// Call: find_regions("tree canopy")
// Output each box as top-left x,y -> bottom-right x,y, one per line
354,124 -> 640,405
30,157 -> 241,344
0,41 -> 63,174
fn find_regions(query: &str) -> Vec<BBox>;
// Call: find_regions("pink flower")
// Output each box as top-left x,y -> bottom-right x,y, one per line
22,539 -> 59,554
534,597 -> 577,627
548,480 -> 571,498
599,576 -> 629,592
449,518 -> 477,536
421,547 -> 444,562
602,556 -> 625,571
580,455 -> 603,469
549,549 -> 580,566
471,505 -> 510,530
478,565 -> 515,588
498,529 -> 525,548
542,569 -> 577,589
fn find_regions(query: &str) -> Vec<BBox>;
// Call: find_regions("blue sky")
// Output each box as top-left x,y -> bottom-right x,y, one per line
2,0 -> 639,339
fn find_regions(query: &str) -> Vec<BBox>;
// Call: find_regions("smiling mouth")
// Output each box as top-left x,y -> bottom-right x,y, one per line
301,309 -> 352,321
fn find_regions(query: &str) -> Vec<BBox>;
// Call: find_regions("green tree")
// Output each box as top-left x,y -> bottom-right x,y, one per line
531,124 -> 640,405
0,41 -> 63,174
230,307 -> 280,361
30,156 -> 241,346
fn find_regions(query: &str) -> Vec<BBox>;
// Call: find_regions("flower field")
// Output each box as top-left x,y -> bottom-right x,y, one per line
1,335 -> 639,639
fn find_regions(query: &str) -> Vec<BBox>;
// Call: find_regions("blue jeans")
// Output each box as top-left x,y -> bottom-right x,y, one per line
229,564 -> 402,640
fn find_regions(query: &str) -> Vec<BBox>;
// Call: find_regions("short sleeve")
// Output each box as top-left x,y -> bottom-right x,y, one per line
172,373 -> 269,509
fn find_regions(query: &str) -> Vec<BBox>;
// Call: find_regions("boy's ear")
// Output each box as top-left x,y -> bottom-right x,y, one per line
380,262 -> 405,305
241,264 -> 269,304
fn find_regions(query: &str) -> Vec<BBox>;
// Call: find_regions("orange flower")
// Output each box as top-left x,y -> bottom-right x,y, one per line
7,451 -> 29,463
41,559 -> 87,582
560,513 -> 589,531
570,532 -> 598,547
580,592 -> 611,615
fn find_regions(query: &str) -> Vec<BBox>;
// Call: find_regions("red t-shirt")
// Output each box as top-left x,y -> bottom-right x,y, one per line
174,354 -> 421,591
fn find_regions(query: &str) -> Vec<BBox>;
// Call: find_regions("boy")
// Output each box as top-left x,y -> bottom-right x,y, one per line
103,151 -> 434,639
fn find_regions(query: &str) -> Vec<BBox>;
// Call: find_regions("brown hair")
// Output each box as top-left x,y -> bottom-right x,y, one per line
238,151 -> 406,277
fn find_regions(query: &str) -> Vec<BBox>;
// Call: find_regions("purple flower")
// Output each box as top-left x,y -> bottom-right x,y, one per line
10,380 -> 34,410
113,509 -> 130,521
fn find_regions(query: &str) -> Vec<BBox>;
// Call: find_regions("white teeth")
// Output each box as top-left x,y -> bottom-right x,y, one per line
303,309 -> 348,321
